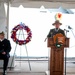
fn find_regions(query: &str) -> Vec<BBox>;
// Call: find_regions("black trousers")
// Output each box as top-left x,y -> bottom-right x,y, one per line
0,53 -> 9,72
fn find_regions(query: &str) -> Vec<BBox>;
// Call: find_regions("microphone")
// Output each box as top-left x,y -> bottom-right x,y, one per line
68,26 -> 72,29
64,29 -> 69,32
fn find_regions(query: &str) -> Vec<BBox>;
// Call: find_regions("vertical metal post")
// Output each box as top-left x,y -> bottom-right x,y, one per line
7,0 -> 10,39
65,30 -> 68,75
65,48 -> 67,75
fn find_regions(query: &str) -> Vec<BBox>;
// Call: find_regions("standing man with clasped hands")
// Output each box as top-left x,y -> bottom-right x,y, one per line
0,31 -> 11,75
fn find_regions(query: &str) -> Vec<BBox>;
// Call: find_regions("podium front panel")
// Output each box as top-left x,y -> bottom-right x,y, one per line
50,47 -> 64,75
47,37 -> 69,75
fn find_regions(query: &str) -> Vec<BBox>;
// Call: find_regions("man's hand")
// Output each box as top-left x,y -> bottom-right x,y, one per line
2,52 -> 6,55
44,38 -> 47,42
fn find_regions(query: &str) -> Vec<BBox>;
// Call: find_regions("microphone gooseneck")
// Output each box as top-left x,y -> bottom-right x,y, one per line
64,29 -> 69,32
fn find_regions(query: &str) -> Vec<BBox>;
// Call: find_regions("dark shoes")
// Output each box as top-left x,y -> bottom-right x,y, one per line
3,71 -> 7,75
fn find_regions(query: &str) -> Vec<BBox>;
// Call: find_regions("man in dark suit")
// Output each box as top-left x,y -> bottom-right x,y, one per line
47,20 -> 65,38
0,31 -> 11,75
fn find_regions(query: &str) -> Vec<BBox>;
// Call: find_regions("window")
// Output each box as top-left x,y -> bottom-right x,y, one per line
8,6 -> 75,58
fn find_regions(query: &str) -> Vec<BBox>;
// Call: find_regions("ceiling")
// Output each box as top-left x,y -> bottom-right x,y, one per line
0,0 -> 74,3
0,0 -> 75,8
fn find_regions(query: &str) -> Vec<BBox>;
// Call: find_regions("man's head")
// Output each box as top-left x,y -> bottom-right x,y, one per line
0,31 -> 5,40
52,20 -> 62,28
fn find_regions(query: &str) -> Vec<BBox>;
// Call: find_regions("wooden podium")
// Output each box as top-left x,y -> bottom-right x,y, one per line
47,38 -> 69,75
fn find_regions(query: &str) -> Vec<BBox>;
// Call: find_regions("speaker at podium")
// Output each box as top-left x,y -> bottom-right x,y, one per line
47,33 -> 69,75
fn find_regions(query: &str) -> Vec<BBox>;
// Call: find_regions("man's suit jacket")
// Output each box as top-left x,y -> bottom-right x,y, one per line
47,28 -> 65,38
0,38 -> 11,57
